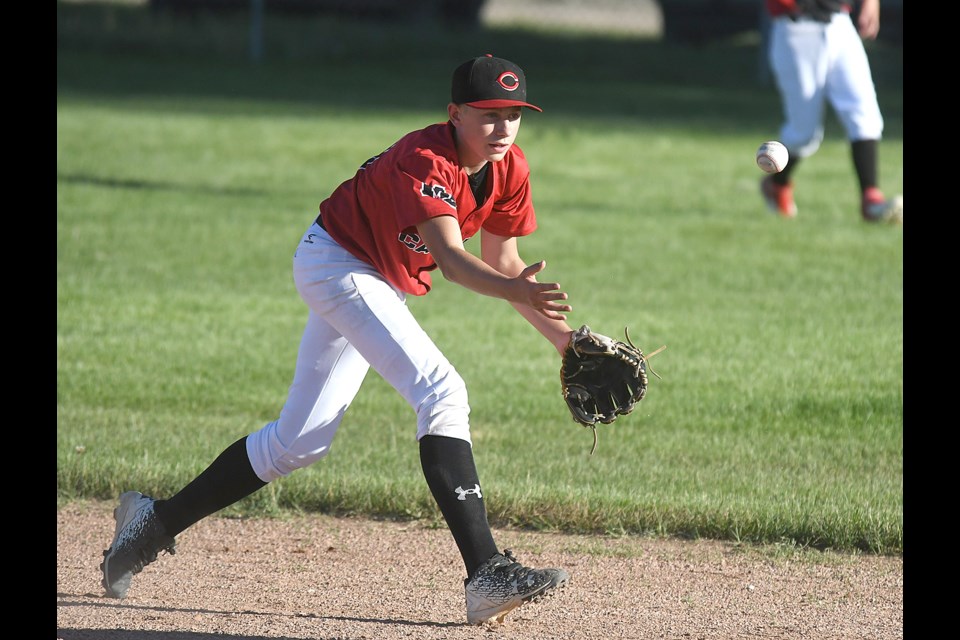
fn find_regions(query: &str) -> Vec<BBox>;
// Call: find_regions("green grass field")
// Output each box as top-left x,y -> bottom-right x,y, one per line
57,2 -> 903,555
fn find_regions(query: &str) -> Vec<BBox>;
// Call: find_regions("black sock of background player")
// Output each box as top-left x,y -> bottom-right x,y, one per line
851,139 -> 879,193
419,434 -> 499,577
773,152 -> 800,186
153,437 -> 267,537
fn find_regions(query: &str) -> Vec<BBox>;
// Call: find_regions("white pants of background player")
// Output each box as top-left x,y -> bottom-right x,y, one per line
246,221 -> 471,482
768,11 -> 884,159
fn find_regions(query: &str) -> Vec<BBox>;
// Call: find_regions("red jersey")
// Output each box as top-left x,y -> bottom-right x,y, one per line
318,122 -> 538,296
765,0 -> 851,18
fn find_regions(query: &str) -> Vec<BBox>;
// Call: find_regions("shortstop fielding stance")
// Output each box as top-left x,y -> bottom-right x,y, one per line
100,54 -> 574,625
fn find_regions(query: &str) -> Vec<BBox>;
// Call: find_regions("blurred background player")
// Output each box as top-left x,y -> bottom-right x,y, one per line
761,0 -> 902,223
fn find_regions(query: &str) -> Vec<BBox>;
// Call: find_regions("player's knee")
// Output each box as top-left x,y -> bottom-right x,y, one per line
845,121 -> 883,143
781,126 -> 823,159
246,420 -> 335,482
415,371 -> 471,442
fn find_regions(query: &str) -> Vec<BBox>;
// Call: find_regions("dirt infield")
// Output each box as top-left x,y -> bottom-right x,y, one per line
57,501 -> 902,639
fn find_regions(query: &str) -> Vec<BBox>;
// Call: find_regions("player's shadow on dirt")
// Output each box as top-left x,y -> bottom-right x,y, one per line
58,632 -> 299,640
57,596 -> 465,640
58,624 -> 462,640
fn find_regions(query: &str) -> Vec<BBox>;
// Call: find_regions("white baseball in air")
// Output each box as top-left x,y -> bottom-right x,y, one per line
756,141 -> 789,174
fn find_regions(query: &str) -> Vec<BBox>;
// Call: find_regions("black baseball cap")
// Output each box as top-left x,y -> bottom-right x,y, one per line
451,54 -> 542,112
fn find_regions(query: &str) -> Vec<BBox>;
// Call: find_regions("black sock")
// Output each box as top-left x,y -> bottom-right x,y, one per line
419,435 -> 499,577
153,436 -> 267,537
851,139 -> 879,192
773,150 -> 799,185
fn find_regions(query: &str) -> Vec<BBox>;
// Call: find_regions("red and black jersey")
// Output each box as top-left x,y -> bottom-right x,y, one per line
766,0 -> 851,20
318,121 -> 537,296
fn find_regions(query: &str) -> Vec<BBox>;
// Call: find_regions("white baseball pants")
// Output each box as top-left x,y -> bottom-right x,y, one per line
246,222 -> 471,483
768,11 -> 884,159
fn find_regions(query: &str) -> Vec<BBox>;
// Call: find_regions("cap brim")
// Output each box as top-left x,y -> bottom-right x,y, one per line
465,99 -> 543,113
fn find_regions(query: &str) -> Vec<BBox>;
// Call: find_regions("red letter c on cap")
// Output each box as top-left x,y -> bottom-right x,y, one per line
496,72 -> 520,92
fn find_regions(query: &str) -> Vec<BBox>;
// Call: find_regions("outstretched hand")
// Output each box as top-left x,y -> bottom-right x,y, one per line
518,260 -> 572,320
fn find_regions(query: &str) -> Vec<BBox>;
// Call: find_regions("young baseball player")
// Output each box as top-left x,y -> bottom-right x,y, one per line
100,54 -> 573,625
760,0 -> 902,223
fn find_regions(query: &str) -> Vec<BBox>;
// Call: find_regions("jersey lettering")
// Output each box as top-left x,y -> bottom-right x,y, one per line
398,230 -> 430,254
420,182 -> 457,209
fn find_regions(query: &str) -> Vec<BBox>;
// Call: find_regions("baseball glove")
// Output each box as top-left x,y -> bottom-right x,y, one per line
560,325 -> 665,455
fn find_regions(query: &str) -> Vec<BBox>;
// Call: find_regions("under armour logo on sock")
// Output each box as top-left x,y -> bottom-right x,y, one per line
455,484 -> 482,500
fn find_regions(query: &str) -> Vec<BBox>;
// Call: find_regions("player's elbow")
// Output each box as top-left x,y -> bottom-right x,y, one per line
431,252 -> 464,284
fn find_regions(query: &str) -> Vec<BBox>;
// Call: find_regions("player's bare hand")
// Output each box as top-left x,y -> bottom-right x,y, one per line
518,260 -> 572,320
856,0 -> 880,40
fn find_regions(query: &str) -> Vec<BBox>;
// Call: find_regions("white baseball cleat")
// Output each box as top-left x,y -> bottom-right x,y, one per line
100,491 -> 177,599
464,549 -> 569,624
